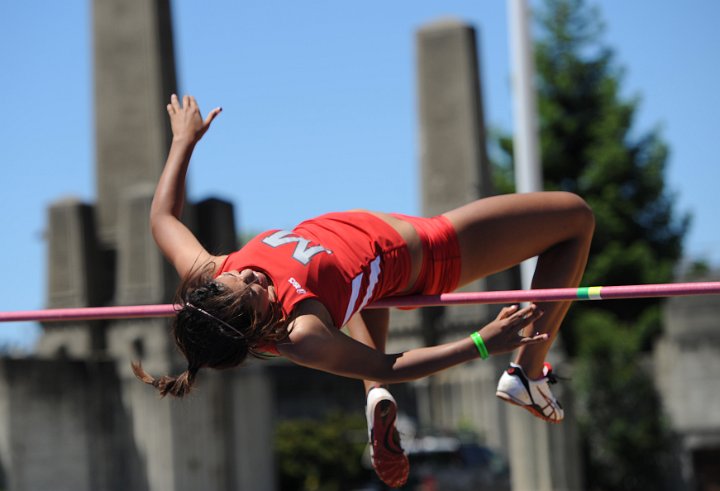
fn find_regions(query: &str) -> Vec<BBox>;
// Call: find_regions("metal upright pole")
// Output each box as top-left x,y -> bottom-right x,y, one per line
508,4 -> 561,490
509,0 -> 543,290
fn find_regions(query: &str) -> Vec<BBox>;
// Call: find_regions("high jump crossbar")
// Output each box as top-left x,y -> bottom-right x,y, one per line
1,282 -> 719,324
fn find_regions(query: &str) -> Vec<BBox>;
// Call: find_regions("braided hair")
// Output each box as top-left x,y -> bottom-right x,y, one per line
132,262 -> 288,397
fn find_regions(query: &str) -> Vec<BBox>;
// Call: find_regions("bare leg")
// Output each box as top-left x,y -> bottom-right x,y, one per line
347,309 -> 409,488
443,192 -> 594,379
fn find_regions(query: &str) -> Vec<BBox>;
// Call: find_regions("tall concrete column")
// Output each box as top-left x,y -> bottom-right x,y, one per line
38,199 -> 109,358
416,19 -> 499,326
416,19 -> 512,447
506,370 -> 582,491
230,365 -> 277,491
93,0 -> 177,245
418,19 -> 495,216
115,184 -> 177,306
415,19 -> 582,490
45,199 -> 105,309
92,4 -> 184,481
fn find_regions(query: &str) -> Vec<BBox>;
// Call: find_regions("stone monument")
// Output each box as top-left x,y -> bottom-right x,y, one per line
0,1 -> 276,490
414,19 -> 513,448
414,19 -> 581,491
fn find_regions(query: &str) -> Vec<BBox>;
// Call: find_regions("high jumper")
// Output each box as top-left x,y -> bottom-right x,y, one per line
131,94 -> 594,487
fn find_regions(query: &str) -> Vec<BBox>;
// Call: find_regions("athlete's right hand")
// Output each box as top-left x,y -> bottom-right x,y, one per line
167,94 -> 222,143
477,304 -> 547,356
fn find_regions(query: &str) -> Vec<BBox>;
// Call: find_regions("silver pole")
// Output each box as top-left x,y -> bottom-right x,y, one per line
509,0 -> 543,290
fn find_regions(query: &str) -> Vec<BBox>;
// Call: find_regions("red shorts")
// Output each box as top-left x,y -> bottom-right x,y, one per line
390,213 -> 462,295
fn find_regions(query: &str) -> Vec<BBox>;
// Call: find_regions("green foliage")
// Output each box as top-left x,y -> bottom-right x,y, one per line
534,0 -> 687,315
685,259 -> 711,278
275,411 -> 369,491
492,0 -> 688,489
496,0 -> 689,354
573,309 -> 675,490
525,0 -> 688,351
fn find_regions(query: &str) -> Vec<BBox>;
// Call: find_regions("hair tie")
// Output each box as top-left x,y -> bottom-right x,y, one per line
185,302 -> 246,339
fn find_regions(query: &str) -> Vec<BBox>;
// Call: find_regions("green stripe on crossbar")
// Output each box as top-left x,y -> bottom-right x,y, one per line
577,286 -> 603,300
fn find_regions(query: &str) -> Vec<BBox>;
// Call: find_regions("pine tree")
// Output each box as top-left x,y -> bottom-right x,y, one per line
496,1 -> 688,489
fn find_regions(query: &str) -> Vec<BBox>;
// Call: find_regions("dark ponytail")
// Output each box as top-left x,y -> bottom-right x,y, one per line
131,362 -> 199,398
132,261 -> 287,398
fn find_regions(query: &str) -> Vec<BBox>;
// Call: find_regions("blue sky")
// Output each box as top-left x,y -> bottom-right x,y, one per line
1,1 -> 718,349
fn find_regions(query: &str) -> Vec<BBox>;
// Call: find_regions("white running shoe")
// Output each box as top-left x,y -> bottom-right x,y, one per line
365,387 -> 409,488
496,362 -> 564,423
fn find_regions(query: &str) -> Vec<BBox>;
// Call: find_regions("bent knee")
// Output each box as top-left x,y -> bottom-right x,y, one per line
557,192 -> 595,235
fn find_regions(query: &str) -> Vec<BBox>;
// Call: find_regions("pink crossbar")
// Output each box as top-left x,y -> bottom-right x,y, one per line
1,282 -> 719,323
371,281 -> 720,308
0,304 -> 177,323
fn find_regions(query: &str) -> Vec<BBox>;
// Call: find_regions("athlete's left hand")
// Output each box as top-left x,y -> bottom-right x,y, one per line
477,304 -> 547,355
167,94 -> 222,143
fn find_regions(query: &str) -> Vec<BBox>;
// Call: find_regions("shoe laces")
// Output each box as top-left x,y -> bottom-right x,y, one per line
543,362 -> 569,385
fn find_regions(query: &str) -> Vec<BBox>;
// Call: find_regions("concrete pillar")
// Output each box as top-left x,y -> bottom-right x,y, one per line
29,0 -> 279,489
230,365 -> 277,491
417,19 -> 494,215
115,184 -> 177,306
46,198 -> 106,309
415,18 -> 512,446
505,363 -> 582,491
38,199 -> 109,358
107,181 -> 182,490
110,180 -> 189,491
416,19 -> 510,325
415,19 -> 582,490
195,198 -> 238,255
93,0 -> 177,245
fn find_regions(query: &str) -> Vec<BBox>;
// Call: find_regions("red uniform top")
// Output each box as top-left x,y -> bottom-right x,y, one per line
216,212 -> 412,328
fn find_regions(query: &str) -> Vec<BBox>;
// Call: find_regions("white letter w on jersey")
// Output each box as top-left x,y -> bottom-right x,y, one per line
262,231 -> 331,265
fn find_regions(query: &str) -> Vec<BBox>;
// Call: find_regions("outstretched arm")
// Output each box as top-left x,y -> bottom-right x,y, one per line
346,309 -> 391,393
151,94 -> 222,278
279,304 -> 547,383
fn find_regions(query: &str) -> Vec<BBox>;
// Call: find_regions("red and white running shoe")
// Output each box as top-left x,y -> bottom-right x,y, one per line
366,387 -> 409,488
496,362 -> 564,423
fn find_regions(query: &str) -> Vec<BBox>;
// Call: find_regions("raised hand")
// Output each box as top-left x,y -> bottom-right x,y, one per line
166,94 -> 222,143
478,304 -> 548,355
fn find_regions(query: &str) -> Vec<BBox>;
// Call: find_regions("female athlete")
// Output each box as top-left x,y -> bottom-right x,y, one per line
133,95 -> 594,488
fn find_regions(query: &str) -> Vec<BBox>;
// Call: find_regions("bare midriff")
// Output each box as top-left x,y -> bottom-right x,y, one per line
348,209 -> 423,295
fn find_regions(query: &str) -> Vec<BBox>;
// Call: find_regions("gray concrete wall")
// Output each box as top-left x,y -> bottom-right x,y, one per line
0,346 -> 278,491
656,290 -> 720,450
106,318 -> 277,491
0,358 -> 147,491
